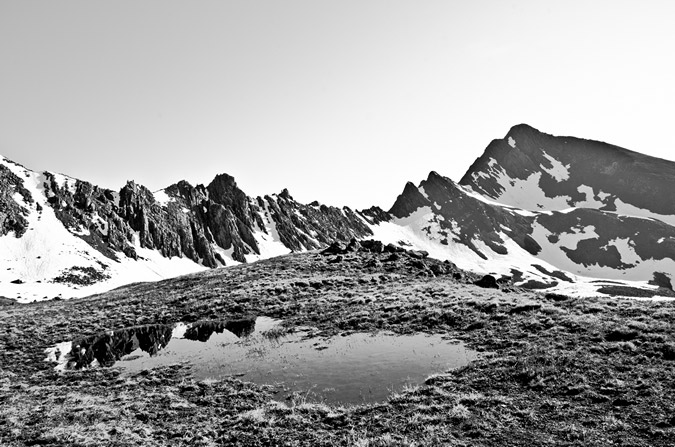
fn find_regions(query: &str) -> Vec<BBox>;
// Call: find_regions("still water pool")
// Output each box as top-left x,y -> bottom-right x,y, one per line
120,317 -> 476,404
49,317 -> 477,404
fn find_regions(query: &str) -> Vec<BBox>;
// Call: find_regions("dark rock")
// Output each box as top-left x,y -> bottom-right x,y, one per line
612,397 -> 635,407
360,240 -> 384,253
465,321 -> 485,331
408,250 -> 429,259
520,280 -> 557,290
411,260 -> 427,270
510,304 -> 542,314
52,266 -> 110,286
384,253 -> 400,262
383,243 -> 403,253
429,263 -> 450,275
322,242 -> 345,255
605,327 -> 639,342
328,255 -> 344,264
10,279 -> 24,284
344,239 -> 361,252
662,343 -> 675,360
473,275 -> 498,289
496,275 -> 512,284
364,258 -> 381,268
389,182 -> 430,219
649,272 -> 673,290
544,293 -> 570,301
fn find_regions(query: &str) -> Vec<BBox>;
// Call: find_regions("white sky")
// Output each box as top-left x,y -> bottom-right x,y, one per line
1,1 -> 674,209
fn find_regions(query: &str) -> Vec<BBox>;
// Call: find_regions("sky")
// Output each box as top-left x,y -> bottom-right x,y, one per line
1,1 -> 674,210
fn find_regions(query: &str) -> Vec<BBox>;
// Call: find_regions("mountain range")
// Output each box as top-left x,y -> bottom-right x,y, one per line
2,124 -> 675,302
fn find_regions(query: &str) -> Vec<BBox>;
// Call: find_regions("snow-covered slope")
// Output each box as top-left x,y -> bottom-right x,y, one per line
362,125 -> 675,297
0,156 -> 373,302
0,156 -> 208,302
3,123 -> 675,301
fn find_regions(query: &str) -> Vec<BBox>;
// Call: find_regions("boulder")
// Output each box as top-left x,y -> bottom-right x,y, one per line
344,238 -> 361,252
474,274 -> 499,289
360,240 -> 384,253
322,242 -> 345,255
408,250 -> 429,259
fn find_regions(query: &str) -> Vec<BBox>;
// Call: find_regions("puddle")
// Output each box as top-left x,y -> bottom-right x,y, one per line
46,317 -> 477,404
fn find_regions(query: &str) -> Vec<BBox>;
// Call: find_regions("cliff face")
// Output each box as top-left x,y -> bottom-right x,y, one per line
1,155 -> 376,275
460,124 -> 675,219
0,164 -> 33,237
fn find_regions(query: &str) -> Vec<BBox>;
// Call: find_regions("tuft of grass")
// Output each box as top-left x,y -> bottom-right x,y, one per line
448,403 -> 470,420
261,325 -> 291,341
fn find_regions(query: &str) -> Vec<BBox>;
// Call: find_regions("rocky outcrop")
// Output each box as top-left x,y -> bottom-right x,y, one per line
5,158 -> 375,270
258,193 -> 372,252
359,206 -> 391,225
388,171 -> 535,259
0,163 -> 33,237
389,182 -> 430,219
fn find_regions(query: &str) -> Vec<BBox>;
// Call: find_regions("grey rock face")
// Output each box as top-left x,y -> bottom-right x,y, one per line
6,162 -> 375,268
0,164 -> 33,237
461,123 -> 675,216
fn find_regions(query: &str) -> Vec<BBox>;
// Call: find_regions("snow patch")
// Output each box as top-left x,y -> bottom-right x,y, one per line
508,136 -> 516,148
605,238 -> 641,266
540,151 -> 570,182
153,189 -> 172,207
491,170 -> 572,211
171,322 -> 190,339
613,198 -> 675,226
459,184 -> 538,217
530,221 -> 675,281
243,200 -> 292,263
49,172 -> 78,194
44,341 -> 73,372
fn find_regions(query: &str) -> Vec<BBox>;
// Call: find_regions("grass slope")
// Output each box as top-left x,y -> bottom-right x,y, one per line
1,248 -> 674,446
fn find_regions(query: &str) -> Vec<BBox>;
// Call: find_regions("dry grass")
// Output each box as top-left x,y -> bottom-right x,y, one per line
0,251 -> 674,445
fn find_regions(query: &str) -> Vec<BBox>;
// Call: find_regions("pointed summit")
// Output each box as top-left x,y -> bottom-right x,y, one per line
460,124 -> 675,217
388,181 -> 430,218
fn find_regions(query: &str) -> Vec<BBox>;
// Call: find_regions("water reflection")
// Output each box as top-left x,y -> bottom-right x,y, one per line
50,317 -> 477,404
65,318 -> 256,369
184,319 -> 256,341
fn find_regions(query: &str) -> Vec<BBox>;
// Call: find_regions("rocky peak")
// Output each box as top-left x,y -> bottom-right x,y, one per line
359,206 -> 391,225
388,181 -> 430,218
206,174 -> 243,205
279,188 -> 293,200
165,180 -> 198,203
460,124 -> 675,217
206,173 -> 252,224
